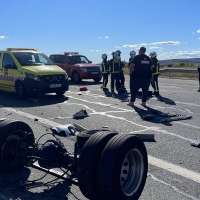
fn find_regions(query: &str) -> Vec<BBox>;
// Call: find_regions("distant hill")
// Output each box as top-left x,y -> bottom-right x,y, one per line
160,58 -> 200,66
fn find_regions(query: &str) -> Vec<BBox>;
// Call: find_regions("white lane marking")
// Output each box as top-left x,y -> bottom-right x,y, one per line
1,105 -> 200,184
0,105 -> 60,127
148,156 -> 200,184
175,121 -> 200,130
148,173 -> 200,200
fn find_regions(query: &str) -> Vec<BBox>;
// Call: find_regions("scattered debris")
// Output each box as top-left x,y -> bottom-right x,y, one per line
34,118 -> 39,121
141,114 -> 154,121
160,114 -> 192,122
0,118 -> 7,122
102,126 -> 109,129
73,110 -> 88,119
78,92 -> 82,95
51,124 -> 76,136
190,139 -> 200,148
79,87 -> 88,91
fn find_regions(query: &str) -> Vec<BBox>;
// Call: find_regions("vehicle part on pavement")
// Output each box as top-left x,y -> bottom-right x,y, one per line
160,114 -> 192,122
0,119 -> 35,173
72,71 -> 82,83
0,119 -> 148,200
77,131 -> 118,199
15,81 -> 27,99
76,129 -> 118,150
56,90 -> 66,96
190,139 -> 200,148
98,134 -> 148,200
73,110 -> 88,119
79,87 -> 88,91
51,124 -> 76,136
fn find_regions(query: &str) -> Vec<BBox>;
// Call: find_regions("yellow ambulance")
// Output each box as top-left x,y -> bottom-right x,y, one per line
0,48 -> 69,99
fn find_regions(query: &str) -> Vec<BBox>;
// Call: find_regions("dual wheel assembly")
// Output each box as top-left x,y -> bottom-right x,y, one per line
77,131 -> 148,200
0,119 -> 148,200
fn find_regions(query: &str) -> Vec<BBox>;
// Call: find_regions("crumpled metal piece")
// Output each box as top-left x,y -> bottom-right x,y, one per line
51,124 -> 76,136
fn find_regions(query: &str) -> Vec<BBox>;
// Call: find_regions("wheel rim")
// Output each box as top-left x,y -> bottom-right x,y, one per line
120,148 -> 144,197
73,73 -> 79,82
1,131 -> 24,163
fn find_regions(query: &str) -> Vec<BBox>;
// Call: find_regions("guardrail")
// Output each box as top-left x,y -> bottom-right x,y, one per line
160,68 -> 198,78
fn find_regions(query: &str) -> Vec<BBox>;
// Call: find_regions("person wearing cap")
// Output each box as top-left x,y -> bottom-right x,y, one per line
128,46 -> 153,107
101,54 -> 109,90
149,51 -> 160,96
117,50 -> 126,90
198,66 -> 200,92
108,51 -> 123,94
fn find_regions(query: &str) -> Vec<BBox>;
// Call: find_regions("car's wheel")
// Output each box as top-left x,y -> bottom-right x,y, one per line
72,71 -> 82,83
56,91 -> 65,96
98,134 -> 148,200
93,78 -> 102,83
0,119 -> 35,174
76,129 -> 118,150
15,81 -> 27,99
77,131 -> 117,200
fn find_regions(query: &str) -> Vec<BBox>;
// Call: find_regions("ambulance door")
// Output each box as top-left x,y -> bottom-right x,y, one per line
1,53 -> 22,92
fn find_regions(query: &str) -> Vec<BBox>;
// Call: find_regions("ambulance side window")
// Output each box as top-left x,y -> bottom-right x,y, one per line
3,53 -> 17,69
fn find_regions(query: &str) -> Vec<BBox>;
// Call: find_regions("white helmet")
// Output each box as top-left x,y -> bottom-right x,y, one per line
149,51 -> 157,58
101,54 -> 107,59
130,50 -> 136,58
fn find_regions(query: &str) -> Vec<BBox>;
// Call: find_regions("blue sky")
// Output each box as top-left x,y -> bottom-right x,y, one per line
0,0 -> 200,63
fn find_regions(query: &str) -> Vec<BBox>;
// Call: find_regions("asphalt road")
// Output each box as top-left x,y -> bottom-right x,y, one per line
0,76 -> 200,200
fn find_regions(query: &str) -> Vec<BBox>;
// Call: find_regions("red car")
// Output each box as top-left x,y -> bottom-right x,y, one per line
49,52 -> 102,83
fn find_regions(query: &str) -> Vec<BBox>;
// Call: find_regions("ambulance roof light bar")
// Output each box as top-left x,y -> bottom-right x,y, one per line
64,52 -> 79,55
7,48 -> 38,51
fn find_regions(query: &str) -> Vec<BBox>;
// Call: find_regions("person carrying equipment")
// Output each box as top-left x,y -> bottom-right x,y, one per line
198,66 -> 200,92
149,51 -> 160,96
101,54 -> 109,90
117,50 -> 126,90
108,51 -> 123,94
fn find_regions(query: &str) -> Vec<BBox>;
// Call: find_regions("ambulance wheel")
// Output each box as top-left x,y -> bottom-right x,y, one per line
77,131 -> 117,199
16,81 -> 27,99
0,119 -> 35,174
76,129 -> 118,150
98,134 -> 148,200
93,78 -> 102,83
56,91 -> 65,96
72,71 -> 82,83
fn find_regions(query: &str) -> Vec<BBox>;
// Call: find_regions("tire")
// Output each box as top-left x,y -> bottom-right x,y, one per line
77,131 -> 117,200
98,134 -> 148,200
76,129 -> 117,150
72,71 -> 82,83
15,81 -> 27,99
93,78 -> 102,83
56,91 -> 65,96
0,119 -> 35,174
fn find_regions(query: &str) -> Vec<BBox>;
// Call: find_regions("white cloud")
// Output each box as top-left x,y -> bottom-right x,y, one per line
0,36 -> 6,39
115,46 -> 120,49
90,50 -> 94,52
138,43 -> 148,46
95,50 -> 99,51
185,42 -> 187,44
159,50 -> 163,51
105,36 -> 109,39
150,41 -> 180,45
192,32 -> 195,34
122,44 -> 138,48
198,38 -> 200,40
197,30 -> 200,33
149,47 -> 159,49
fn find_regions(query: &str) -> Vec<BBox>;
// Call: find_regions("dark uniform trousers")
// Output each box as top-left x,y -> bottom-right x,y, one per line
102,72 -> 109,88
130,78 -> 151,102
119,70 -> 125,88
111,73 -> 120,92
151,74 -> 159,94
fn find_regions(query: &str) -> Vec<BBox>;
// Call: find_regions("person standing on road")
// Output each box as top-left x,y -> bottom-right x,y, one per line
149,51 -> 160,96
198,66 -> 200,92
128,46 -> 153,106
129,50 -> 136,92
117,50 -> 126,90
108,51 -> 123,94
101,54 -> 109,90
